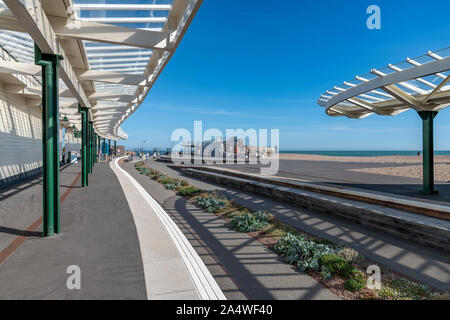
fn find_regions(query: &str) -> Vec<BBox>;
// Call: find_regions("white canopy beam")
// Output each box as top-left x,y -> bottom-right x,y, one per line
74,4 -> 172,11
381,84 -> 422,110
347,97 -> 382,114
89,92 -> 135,102
50,17 -> 169,50
423,75 -> 450,104
79,70 -> 147,86
321,55 -> 450,113
0,8 -> 25,32
0,60 -> 40,75
3,0 -> 91,110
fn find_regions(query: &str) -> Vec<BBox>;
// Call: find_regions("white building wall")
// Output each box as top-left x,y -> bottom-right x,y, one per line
64,128 -> 81,153
0,84 -> 42,182
0,45 -> 83,188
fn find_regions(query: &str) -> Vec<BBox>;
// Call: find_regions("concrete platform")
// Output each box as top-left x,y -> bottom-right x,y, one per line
122,160 -> 339,300
0,163 -> 147,299
142,160 -> 450,292
0,160 -> 224,300
180,167 -> 450,252
111,158 -> 224,300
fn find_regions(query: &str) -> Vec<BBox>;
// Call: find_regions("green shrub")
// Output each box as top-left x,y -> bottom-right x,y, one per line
180,180 -> 189,187
311,238 -> 335,247
230,211 -> 269,232
274,233 -> 336,272
158,177 -> 173,184
227,210 -> 249,219
320,265 -> 333,280
196,196 -> 228,213
378,278 -> 432,300
136,167 -> 151,175
165,181 -> 182,190
153,174 -> 167,181
320,254 -> 354,279
178,187 -> 201,197
343,270 -> 366,292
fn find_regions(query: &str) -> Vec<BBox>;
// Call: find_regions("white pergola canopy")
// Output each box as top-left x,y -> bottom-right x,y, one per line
318,48 -> 450,119
0,0 -> 202,140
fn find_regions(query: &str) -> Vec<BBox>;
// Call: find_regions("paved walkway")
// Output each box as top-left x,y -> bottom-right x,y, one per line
0,162 -> 146,299
111,159 -> 224,300
142,160 -> 450,292
123,161 -> 339,300
0,160 -> 225,300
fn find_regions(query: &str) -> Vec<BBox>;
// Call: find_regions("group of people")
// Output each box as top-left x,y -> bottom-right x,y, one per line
61,147 -> 72,164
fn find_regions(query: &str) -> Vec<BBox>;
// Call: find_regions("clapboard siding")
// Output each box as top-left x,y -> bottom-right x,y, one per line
0,84 -> 42,188
64,129 -> 81,153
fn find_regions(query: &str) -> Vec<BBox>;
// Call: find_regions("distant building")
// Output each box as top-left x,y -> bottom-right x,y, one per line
116,145 -> 125,156
245,146 -> 274,157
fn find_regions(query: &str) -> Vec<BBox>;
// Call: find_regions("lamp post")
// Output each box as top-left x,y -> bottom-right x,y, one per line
141,139 -> 146,157
35,44 -> 63,236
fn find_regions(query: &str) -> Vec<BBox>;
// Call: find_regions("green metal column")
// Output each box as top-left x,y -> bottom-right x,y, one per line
93,133 -> 96,164
78,105 -> 88,187
88,122 -> 93,173
91,126 -> 95,168
114,140 -> 117,157
98,136 -> 101,160
35,45 -> 63,237
108,139 -> 111,158
418,111 -> 438,195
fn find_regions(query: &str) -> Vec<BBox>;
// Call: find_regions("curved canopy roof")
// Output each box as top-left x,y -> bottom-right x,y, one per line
0,0 -> 202,140
318,47 -> 450,119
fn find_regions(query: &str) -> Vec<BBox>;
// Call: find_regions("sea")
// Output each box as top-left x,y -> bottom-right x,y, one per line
279,151 -> 450,157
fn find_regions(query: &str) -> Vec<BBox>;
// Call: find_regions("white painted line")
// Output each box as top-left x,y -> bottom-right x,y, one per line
112,158 -> 226,300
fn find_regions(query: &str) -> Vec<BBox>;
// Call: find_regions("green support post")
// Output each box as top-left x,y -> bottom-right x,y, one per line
35,45 -> 63,237
114,140 -> 117,157
93,133 -> 97,164
86,121 -> 91,175
97,135 -> 101,162
91,126 -> 95,168
88,122 -> 93,173
418,111 -> 438,195
108,139 -> 111,158
95,134 -> 98,163
78,105 -> 88,187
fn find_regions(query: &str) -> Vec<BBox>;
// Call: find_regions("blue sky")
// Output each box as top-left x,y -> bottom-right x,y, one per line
121,0 -> 450,151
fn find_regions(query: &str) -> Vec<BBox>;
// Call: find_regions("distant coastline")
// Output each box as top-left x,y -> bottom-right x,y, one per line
279,150 -> 450,157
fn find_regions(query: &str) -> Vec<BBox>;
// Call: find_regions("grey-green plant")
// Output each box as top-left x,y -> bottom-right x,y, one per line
196,196 -> 228,213
165,181 -> 182,190
230,211 -> 269,232
274,233 -> 336,272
